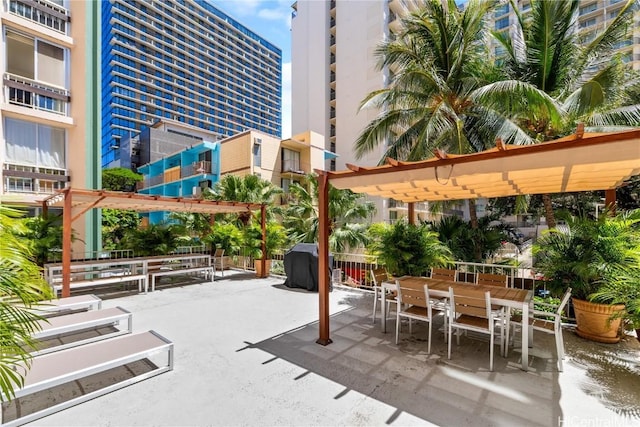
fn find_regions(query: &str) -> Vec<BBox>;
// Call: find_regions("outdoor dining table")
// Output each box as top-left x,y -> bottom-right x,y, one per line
381,276 -> 534,371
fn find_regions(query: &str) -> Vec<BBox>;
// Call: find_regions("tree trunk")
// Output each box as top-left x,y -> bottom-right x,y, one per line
468,199 -> 478,229
542,193 -> 556,228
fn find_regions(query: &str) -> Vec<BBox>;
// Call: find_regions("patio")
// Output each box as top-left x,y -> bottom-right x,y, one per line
31,270 -> 640,426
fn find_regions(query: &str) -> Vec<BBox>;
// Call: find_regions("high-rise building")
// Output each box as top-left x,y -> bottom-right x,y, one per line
1,0 -> 101,255
101,0 -> 282,167
291,0 -> 439,223
491,0 -> 640,71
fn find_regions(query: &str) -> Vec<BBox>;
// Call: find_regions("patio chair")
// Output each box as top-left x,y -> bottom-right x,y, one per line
371,267 -> 396,324
509,288 -> 572,371
448,286 -> 502,371
213,248 -> 225,277
430,268 -> 457,282
476,273 -> 509,287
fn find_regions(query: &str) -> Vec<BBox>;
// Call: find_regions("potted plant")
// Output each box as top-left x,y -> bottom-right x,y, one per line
245,221 -> 288,277
203,222 -> 243,268
533,210 -> 640,343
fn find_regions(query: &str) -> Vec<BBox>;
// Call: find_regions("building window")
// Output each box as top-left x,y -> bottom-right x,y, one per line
579,18 -> 596,28
253,140 -> 261,168
579,3 -> 598,15
281,148 -> 300,173
495,17 -> 509,30
6,31 -> 66,87
4,118 -> 66,169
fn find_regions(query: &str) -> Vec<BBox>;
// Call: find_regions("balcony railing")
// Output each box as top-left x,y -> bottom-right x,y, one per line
7,0 -> 70,34
282,160 -> 309,174
3,163 -> 68,194
141,161 -> 216,189
4,73 -> 69,116
182,161 -> 212,178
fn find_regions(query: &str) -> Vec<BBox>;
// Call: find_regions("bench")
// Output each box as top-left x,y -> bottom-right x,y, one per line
2,330 -> 174,427
31,295 -> 102,317
149,265 -> 214,292
51,273 -> 148,297
29,306 -> 133,356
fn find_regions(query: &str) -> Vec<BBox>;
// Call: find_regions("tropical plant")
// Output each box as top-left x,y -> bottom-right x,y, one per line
206,174 -> 282,224
120,223 -> 180,257
493,0 -> 640,227
101,168 -> 143,249
243,220 -> 288,260
532,209 -> 640,301
367,221 -> 453,277
354,0 -> 540,227
20,214 -> 65,266
429,214 -> 515,262
203,222 -> 243,255
0,205 -> 54,400
282,174 -> 376,252
591,264 -> 640,337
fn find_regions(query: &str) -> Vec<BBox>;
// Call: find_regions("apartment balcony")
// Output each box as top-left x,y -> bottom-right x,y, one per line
3,73 -> 70,116
3,163 -> 68,195
140,161 -> 215,189
6,0 -> 70,34
281,160 -> 309,175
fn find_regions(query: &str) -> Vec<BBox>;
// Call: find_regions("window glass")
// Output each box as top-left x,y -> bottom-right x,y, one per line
6,31 -> 34,78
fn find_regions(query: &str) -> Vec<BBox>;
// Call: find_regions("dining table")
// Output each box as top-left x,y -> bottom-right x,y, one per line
381,276 -> 534,371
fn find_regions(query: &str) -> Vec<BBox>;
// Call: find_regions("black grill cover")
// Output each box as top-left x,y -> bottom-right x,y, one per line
283,243 -> 332,292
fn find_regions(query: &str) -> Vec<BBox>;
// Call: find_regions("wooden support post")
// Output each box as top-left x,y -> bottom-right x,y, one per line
605,188 -> 616,216
260,204 -> 267,278
316,172 -> 332,345
408,202 -> 415,225
62,189 -> 72,298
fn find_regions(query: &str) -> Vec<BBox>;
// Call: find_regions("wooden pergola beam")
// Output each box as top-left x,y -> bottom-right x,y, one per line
316,171 -> 332,346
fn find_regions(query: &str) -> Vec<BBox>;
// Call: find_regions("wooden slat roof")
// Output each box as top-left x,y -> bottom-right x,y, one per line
326,129 -> 640,202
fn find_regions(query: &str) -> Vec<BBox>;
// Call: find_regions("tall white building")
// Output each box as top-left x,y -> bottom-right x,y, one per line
291,0 -> 442,223
1,0 -> 100,255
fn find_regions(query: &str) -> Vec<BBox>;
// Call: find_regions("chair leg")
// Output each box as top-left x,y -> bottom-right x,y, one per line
490,328 -> 495,372
448,323 -> 453,360
372,287 -> 378,324
427,321 -> 432,354
395,312 -> 401,345
556,326 -> 565,372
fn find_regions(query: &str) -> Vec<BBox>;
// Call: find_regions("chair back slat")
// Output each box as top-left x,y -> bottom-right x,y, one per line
430,268 -> 457,281
371,268 -> 387,287
476,273 -> 508,288
449,286 -> 491,319
396,279 -> 428,308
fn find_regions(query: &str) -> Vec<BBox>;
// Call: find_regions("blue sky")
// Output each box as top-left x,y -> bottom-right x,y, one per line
211,0 -> 293,138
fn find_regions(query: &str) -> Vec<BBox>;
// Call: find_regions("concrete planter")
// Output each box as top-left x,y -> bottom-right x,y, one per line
573,298 -> 625,343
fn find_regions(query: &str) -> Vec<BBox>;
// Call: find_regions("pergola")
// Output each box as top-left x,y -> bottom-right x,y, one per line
43,188 -> 267,297
314,128 -> 640,345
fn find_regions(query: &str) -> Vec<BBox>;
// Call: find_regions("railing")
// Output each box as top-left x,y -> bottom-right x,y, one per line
7,0 -> 69,34
281,160 -> 309,174
3,163 -> 68,194
4,73 -> 69,115
182,161 -> 213,178
172,245 -> 208,255
47,249 -> 134,263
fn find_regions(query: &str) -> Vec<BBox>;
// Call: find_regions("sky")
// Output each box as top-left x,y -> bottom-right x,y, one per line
211,0 -> 294,138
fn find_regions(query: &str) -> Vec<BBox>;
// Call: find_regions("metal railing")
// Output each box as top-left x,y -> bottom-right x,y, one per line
7,0 -> 69,34
4,73 -> 69,115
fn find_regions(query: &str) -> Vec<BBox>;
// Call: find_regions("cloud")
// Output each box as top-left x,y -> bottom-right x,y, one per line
281,62 -> 291,139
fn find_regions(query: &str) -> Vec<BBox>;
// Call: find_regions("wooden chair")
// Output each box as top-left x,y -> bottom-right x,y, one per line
430,268 -> 457,281
476,273 -> 508,287
448,286 -> 502,371
510,288 -> 572,371
395,279 -> 447,353
213,248 -> 225,277
371,267 -> 395,324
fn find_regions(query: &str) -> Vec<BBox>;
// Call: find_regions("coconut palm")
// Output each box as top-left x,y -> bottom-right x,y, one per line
0,205 -> 54,400
493,0 -> 640,227
354,0 -> 544,227
282,174 -> 376,252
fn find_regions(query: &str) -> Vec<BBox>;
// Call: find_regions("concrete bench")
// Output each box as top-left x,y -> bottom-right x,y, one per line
29,306 -> 132,356
52,273 -> 148,297
31,295 -> 102,317
149,265 -> 214,292
2,330 -> 174,427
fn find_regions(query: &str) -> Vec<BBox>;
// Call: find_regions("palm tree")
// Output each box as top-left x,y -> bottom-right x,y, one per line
0,205 -> 54,400
493,0 -> 640,227
354,0 -> 542,227
282,174 -> 376,252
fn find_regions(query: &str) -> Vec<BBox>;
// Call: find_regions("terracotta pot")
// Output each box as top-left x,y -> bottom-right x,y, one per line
255,259 -> 271,278
572,298 -> 625,343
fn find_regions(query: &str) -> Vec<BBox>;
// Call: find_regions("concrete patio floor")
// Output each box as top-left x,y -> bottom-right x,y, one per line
31,270 -> 640,426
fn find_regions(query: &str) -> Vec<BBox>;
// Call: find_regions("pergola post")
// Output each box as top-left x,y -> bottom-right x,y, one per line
260,204 -> 267,278
407,202 -> 415,225
316,171 -> 332,345
605,188 -> 616,216
62,188 -> 72,298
